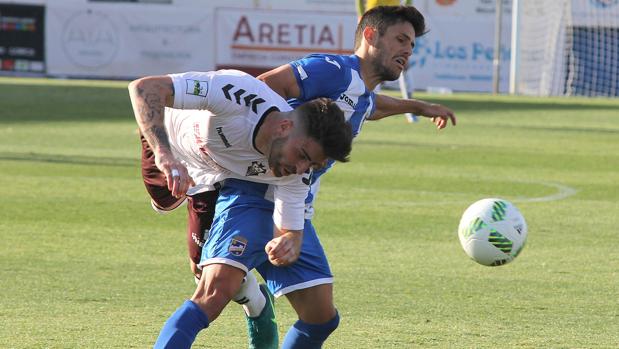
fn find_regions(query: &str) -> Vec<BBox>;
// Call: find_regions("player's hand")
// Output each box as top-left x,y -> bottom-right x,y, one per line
419,103 -> 456,130
155,152 -> 195,198
265,231 -> 303,266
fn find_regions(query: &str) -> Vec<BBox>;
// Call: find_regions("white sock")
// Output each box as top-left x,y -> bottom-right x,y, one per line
233,271 -> 266,317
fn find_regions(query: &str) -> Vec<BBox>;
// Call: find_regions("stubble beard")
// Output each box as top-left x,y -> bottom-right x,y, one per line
268,137 -> 286,177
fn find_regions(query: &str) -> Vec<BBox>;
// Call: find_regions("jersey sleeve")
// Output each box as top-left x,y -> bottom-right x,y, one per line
289,54 -> 351,101
272,174 -> 311,231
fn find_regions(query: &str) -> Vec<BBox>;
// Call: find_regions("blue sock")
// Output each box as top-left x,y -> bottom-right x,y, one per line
281,312 -> 340,349
153,300 -> 210,349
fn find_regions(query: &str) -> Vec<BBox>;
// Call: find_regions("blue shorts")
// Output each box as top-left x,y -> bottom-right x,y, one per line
200,179 -> 332,297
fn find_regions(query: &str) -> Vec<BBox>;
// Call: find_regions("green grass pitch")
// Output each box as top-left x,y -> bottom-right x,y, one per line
0,77 -> 618,348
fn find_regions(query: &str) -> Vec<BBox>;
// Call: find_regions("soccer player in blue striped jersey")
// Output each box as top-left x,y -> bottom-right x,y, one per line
257,6 -> 457,348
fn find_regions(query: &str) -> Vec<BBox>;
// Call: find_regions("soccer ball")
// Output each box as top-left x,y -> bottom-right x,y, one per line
458,198 -> 527,266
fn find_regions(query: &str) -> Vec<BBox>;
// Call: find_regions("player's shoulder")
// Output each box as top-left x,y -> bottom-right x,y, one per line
296,53 -> 355,70
291,54 -> 356,87
210,69 -> 259,87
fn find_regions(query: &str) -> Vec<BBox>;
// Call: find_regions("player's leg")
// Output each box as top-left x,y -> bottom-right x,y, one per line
236,272 -> 278,349
216,179 -> 280,349
140,134 -> 187,212
281,284 -> 339,349
259,219 -> 338,349
154,263 -> 245,349
398,71 -> 418,123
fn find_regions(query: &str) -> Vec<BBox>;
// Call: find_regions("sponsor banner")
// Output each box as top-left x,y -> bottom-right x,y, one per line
408,15 -> 511,93
572,0 -> 619,27
215,7 -> 356,71
45,3 -> 214,78
419,0 -> 512,17
0,3 -> 45,74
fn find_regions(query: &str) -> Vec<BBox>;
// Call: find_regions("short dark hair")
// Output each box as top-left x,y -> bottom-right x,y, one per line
354,6 -> 427,50
296,98 -> 352,163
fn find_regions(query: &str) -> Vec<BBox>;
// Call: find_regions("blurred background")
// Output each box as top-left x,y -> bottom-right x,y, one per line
2,0 -> 617,97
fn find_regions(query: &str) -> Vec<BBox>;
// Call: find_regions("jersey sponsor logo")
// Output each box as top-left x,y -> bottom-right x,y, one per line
186,79 -> 208,97
215,127 -> 232,148
246,161 -> 267,176
221,83 -> 265,113
325,56 -> 341,69
229,236 -> 248,256
339,93 -> 357,109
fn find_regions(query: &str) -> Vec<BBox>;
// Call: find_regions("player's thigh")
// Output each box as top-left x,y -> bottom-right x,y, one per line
140,134 -> 182,209
200,199 -> 273,272
186,189 -> 220,262
285,283 -> 336,324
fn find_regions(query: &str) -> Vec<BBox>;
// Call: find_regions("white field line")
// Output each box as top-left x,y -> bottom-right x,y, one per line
321,181 -> 578,207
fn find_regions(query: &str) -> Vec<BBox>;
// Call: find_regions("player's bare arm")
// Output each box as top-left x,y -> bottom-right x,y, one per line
257,64 -> 301,100
369,93 -> 456,129
265,228 -> 304,267
128,76 -> 194,197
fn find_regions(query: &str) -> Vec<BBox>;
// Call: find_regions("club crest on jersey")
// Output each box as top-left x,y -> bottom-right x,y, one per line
229,236 -> 248,256
246,161 -> 267,176
186,79 -> 208,97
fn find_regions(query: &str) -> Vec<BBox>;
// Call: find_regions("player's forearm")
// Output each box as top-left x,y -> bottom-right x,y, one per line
274,228 -> 303,238
369,93 -> 428,120
128,76 -> 175,154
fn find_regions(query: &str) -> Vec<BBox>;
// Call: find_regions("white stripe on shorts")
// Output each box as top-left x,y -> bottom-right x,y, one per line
273,277 -> 333,298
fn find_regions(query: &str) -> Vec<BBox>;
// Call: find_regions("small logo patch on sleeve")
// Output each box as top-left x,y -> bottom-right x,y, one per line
295,64 -> 308,80
185,79 -> 208,97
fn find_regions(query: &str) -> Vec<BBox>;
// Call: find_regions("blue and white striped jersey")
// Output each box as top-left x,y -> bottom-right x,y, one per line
288,54 -> 377,213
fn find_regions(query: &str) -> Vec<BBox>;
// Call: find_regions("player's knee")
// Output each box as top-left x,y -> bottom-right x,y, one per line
190,266 -> 244,320
297,311 -> 340,342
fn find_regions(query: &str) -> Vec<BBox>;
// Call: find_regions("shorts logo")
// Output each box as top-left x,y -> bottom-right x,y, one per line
246,161 -> 267,176
186,79 -> 208,97
229,236 -> 248,256
191,231 -> 205,247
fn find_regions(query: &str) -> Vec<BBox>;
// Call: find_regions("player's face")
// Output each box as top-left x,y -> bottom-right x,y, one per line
370,22 -> 415,81
268,136 -> 326,177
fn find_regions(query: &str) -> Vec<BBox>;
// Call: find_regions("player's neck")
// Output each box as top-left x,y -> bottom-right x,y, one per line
254,109 -> 281,155
355,52 -> 381,91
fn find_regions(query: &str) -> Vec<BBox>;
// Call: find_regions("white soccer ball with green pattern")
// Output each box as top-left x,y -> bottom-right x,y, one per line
458,198 -> 527,266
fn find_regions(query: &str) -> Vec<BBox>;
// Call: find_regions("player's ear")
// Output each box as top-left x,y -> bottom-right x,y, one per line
363,26 -> 378,46
276,118 -> 294,137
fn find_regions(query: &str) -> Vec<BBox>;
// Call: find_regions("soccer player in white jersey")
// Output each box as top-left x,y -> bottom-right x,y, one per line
128,69 -> 353,349
151,6 -> 457,349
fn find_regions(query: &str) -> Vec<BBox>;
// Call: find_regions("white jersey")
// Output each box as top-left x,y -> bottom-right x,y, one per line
165,70 -> 311,230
